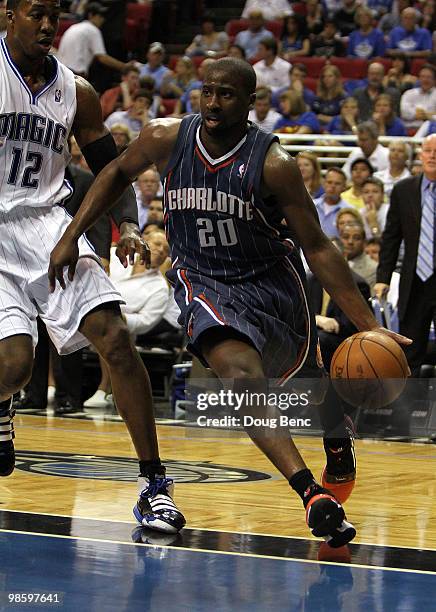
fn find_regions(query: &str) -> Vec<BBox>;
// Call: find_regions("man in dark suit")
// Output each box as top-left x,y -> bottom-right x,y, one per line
375,134 -> 436,375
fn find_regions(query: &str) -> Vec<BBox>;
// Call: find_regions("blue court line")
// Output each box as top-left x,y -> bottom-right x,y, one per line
1,530 -> 435,612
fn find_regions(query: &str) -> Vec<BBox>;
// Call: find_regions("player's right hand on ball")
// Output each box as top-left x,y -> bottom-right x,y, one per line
48,234 -> 79,292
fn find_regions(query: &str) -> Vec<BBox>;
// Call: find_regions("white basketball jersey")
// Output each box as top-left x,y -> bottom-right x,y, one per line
0,38 -> 76,213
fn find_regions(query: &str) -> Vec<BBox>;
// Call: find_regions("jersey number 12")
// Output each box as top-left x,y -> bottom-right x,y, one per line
7,148 -> 43,189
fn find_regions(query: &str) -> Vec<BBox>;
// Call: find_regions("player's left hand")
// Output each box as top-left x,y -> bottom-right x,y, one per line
369,325 -> 412,346
369,325 -> 412,376
48,234 -> 79,292
116,222 -> 150,268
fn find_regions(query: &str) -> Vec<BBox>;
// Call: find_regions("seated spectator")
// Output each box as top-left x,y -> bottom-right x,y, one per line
58,2 -> 133,79
174,58 -> 216,115
387,7 -> 432,59
353,62 -> 400,122
360,177 -> 389,240
400,64 -> 436,129
367,0 -> 393,18
111,231 -> 172,338
314,167 -> 348,238
312,65 -> 346,127
340,222 -> 377,290
326,96 -> 360,136
306,0 -> 324,37
160,56 -> 197,99
109,124 -> 131,155
365,236 -> 382,263
410,159 -> 423,176
227,44 -> 246,59
378,0 -> 410,35
310,18 -> 345,57
415,120 -> 436,138
105,89 -> 152,137
372,93 -> 407,136
138,75 -> 163,119
272,64 -> 316,111
280,14 -> 310,60
307,263 -> 370,369
248,87 -> 282,132
274,91 -> 320,134
342,121 -> 389,179
336,207 -> 364,235
234,10 -> 274,61
341,158 -> 374,210
134,167 -> 162,230
138,42 -> 171,93
296,151 -> 324,199
374,140 -> 411,197
347,6 -> 386,60
382,54 -> 417,95
335,0 -> 362,38
147,198 -> 164,225
69,136 -> 89,171
241,0 -> 292,20
253,37 -> 291,92
100,66 -> 140,120
185,14 -> 229,58
185,88 -> 201,115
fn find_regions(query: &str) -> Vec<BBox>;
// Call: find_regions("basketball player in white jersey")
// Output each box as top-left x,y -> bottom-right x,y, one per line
0,0 -> 185,534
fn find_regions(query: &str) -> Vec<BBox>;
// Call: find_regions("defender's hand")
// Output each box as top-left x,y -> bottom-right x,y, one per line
116,222 -> 150,268
48,234 -> 79,292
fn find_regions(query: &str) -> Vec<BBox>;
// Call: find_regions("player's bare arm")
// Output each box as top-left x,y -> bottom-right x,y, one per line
261,143 -> 411,346
49,87 -> 179,290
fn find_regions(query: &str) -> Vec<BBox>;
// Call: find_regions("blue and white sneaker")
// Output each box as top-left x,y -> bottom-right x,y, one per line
0,398 -> 15,477
133,476 -> 186,534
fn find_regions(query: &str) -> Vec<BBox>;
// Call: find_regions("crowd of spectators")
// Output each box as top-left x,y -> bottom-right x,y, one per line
7,0 -> 436,410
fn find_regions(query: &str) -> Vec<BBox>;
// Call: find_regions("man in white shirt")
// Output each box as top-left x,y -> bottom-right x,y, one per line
253,37 -> 291,93
111,232 -> 171,338
342,121 -> 389,179
400,64 -> 436,129
58,2 -> 133,77
374,141 -> 411,198
248,86 -> 282,132
241,0 -> 292,20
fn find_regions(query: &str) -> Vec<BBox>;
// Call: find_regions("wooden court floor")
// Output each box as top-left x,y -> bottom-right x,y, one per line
2,413 -> 436,551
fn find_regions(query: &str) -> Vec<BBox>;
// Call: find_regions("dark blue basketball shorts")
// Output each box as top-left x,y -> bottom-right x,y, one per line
168,257 -> 325,385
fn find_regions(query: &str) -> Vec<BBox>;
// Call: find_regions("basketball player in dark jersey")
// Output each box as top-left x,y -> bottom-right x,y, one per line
51,58 -> 411,546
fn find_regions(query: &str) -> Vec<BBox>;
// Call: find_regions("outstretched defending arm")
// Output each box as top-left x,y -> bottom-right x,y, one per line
261,143 -> 411,346
49,78 -> 181,290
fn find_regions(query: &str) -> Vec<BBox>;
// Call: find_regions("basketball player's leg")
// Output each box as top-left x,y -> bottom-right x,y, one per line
200,327 -> 307,478
79,304 -> 158,461
199,327 -> 355,547
81,305 -> 185,533
38,252 -> 185,532
0,334 -> 34,476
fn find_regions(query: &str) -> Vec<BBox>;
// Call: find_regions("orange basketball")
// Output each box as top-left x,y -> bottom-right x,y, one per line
330,331 -> 408,409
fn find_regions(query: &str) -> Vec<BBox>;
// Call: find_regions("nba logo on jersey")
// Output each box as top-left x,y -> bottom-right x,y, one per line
55,89 -> 62,102
237,164 -> 245,179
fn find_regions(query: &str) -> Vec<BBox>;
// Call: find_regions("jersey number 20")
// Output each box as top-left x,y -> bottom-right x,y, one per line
7,148 -> 43,189
197,218 -> 238,248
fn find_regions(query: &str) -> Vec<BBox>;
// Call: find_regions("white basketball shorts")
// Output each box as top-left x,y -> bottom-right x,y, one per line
0,204 -> 122,354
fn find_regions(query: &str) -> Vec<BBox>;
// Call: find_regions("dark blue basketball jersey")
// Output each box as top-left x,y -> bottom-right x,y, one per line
161,114 -> 300,281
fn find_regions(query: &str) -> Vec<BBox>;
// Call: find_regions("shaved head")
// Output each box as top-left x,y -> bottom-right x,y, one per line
204,57 -> 256,96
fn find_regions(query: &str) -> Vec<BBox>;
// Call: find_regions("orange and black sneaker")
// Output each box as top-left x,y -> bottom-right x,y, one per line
304,484 -> 356,548
321,418 -> 356,504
